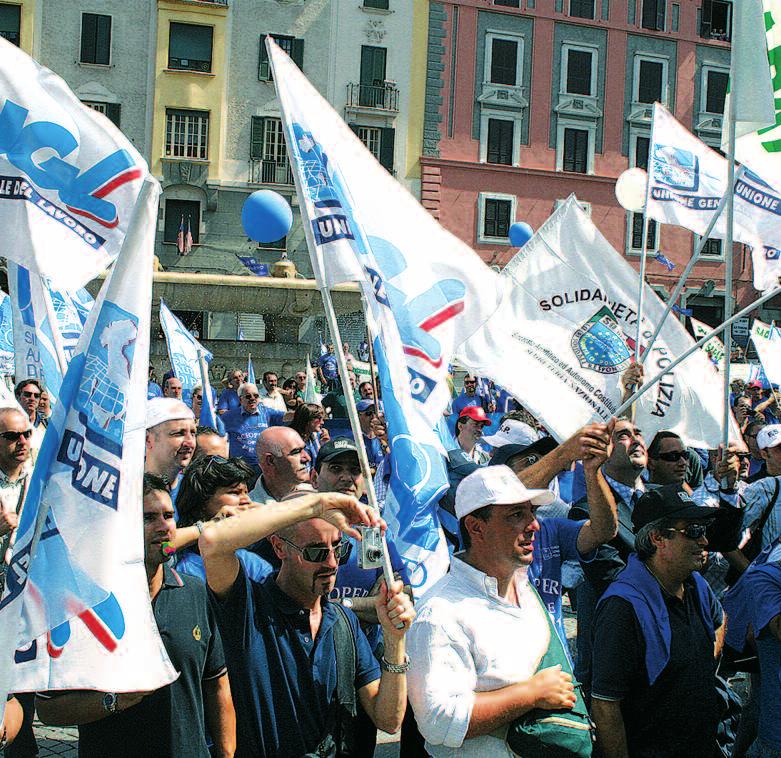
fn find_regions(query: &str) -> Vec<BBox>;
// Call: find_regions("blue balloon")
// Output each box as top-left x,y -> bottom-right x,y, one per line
508,221 -> 534,248
241,190 -> 293,244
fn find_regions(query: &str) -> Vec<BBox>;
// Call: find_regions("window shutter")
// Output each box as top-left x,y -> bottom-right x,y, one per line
106,103 -> 121,127
700,0 -> 712,36
250,117 -> 265,159
259,35 -> 270,80
379,127 -> 395,172
292,38 -> 304,70
656,0 -> 666,30
96,15 -> 111,64
81,13 -> 97,63
348,123 -> 362,137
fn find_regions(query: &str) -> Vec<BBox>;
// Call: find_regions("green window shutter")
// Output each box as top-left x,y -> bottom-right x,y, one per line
81,13 -> 96,63
292,38 -> 304,70
250,117 -> 265,159
106,103 -> 121,127
379,127 -> 395,172
259,35 -> 270,80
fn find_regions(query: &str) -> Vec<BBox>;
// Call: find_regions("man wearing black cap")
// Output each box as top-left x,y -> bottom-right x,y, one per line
591,485 -> 725,758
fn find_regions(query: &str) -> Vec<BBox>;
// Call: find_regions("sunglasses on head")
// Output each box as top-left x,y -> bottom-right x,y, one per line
654,450 -> 688,463
665,523 -> 708,540
0,429 -> 33,442
277,535 -> 351,563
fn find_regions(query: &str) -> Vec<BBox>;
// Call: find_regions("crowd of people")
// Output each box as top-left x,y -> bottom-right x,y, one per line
2,351 -> 781,758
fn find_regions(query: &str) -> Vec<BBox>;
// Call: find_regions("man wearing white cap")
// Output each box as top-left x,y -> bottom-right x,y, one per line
482,418 -> 539,452
407,466 -> 587,757
145,398 -> 197,508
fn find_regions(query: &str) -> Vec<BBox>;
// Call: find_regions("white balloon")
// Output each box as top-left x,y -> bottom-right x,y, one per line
615,168 -> 648,212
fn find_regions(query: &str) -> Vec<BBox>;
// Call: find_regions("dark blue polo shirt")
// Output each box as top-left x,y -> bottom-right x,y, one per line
210,565 -> 380,758
221,406 -> 284,466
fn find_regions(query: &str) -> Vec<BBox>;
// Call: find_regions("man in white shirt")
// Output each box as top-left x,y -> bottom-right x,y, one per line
407,466 -> 577,757
258,371 -> 290,413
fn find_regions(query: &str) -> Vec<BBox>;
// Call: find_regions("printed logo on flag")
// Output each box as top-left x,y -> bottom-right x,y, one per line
571,306 -> 632,375
652,145 -> 700,192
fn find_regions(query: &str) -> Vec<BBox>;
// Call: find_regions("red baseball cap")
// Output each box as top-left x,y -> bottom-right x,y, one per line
748,380 -> 762,389
459,406 -> 492,426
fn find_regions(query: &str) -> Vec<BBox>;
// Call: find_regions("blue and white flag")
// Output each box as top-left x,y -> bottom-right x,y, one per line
159,299 -> 212,406
247,354 -> 256,385
0,40 -> 149,288
268,39 -> 506,593
48,285 -> 94,363
197,351 -> 220,430
654,252 -> 675,271
8,262 -> 69,403
751,318 -> 781,388
646,103 -> 781,292
1,178 -> 176,708
0,292 -> 14,376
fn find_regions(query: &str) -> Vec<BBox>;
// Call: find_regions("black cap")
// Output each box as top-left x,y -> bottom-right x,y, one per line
315,437 -> 359,468
489,437 -> 558,468
631,484 -> 718,531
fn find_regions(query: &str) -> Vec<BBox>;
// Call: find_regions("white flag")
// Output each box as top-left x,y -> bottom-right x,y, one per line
647,103 -> 781,291
0,292 -> 15,377
1,178 -> 176,703
689,315 -> 726,371
0,39 -> 149,288
752,328 -> 781,387
458,196 -> 742,449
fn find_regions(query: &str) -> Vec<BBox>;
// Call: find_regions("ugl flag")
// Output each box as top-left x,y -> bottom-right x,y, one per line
689,315 -> 726,371
646,103 -> 781,292
458,196 -> 741,449
752,326 -> 781,388
0,39 -> 148,288
1,178 -> 176,706
268,38 -> 506,592
159,298 -> 212,405
0,292 -> 14,377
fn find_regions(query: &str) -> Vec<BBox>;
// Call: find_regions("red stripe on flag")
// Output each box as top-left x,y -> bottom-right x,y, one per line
402,345 -> 443,369
418,301 -> 465,333
78,608 -> 119,652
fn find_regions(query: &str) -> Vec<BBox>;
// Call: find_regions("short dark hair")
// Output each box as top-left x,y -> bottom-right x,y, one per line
15,379 -> 42,398
635,517 -> 678,560
459,505 -> 493,550
143,473 -> 171,498
196,425 -> 222,437
263,371 -> 277,382
647,431 -> 682,459
176,455 -> 256,527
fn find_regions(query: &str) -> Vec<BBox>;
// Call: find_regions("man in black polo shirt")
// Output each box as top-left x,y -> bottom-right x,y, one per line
591,485 -> 726,758
36,474 -> 236,758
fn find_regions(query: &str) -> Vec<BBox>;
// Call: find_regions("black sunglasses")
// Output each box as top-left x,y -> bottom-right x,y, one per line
654,450 -> 688,463
0,429 -> 33,441
665,523 -> 708,540
277,535 -> 351,563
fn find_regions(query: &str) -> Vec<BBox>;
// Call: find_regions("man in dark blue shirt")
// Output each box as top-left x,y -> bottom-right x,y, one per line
318,342 -> 340,391
199,489 -> 415,757
217,368 -> 244,416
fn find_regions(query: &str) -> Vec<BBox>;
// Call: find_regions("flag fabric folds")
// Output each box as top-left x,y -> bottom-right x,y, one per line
458,196 -> 741,449
247,355 -> 256,386
197,351 -> 220,430
0,39 -> 149,288
159,299 -> 212,406
689,315 -> 726,370
1,177 -> 176,705
303,357 -> 321,404
176,215 -> 185,255
184,217 -> 193,255
0,292 -> 15,377
752,320 -> 781,387
268,39 -> 507,593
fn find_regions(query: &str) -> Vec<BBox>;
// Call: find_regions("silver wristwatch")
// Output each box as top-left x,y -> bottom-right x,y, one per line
102,692 -> 119,714
341,597 -> 354,610
380,654 -> 410,674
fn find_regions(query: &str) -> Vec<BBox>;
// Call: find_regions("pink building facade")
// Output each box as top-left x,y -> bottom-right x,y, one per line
420,0 -> 776,334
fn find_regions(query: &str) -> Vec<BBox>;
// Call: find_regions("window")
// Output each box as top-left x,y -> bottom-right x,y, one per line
80,13 -> 111,65
250,117 -> 292,184
164,199 -> 200,244
563,47 -> 594,96
486,118 -> 513,165
635,57 -> 666,104
168,23 -> 213,72
83,101 -> 121,128
569,0 -> 595,19
631,213 -> 657,250
358,45 -> 388,107
259,34 -> 304,80
641,0 -> 665,30
165,109 -> 209,160
351,124 -> 395,172
494,0 -> 520,6
489,37 -> 519,86
700,0 -> 732,41
363,0 -> 390,8
0,4 -> 21,46
704,69 -> 728,114
482,197 -> 513,239
700,237 -> 723,257
563,127 -> 589,173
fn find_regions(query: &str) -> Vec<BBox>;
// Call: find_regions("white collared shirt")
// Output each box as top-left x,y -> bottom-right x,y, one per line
407,556 -> 550,757
258,387 -> 287,413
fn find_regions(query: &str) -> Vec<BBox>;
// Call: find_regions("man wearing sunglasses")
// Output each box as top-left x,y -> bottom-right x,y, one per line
199,487 -> 414,757
14,379 -> 46,458
591,485 -> 725,758
646,431 -> 694,488
451,375 -> 494,417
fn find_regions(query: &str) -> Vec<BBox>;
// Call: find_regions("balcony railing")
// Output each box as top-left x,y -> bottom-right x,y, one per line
346,82 -> 399,112
249,158 -> 293,186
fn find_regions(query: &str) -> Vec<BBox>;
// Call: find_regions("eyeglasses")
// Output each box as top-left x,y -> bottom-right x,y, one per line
21,391 -> 40,399
277,535 -> 351,563
654,450 -> 688,463
0,429 -> 33,441
736,452 -> 752,461
361,410 -> 376,417
665,523 -> 709,541
463,380 -> 476,385
242,393 -> 260,399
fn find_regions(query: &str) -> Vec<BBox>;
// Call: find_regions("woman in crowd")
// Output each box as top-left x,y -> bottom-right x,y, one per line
289,402 -> 329,471
282,378 -> 302,411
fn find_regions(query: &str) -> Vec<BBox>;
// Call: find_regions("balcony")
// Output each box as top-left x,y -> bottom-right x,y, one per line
477,82 -> 528,110
346,82 -> 399,113
249,158 -> 293,186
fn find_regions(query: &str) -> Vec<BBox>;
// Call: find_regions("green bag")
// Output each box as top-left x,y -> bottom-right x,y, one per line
506,586 -> 594,757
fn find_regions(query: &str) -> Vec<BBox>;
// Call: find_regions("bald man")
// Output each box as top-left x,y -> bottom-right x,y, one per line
249,426 -> 312,504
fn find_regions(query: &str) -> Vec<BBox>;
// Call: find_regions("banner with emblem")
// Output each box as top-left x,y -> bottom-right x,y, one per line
0,178 -> 176,710
267,39 -> 509,592
689,315 -> 727,371
0,39 -> 149,288
458,196 -> 741,448
0,292 -> 14,377
751,318 -> 781,387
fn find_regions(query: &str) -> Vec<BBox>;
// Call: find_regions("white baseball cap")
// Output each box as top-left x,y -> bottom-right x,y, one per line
757,424 -> 781,450
145,398 -> 194,430
454,465 -> 555,520
482,419 -> 539,449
